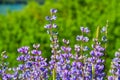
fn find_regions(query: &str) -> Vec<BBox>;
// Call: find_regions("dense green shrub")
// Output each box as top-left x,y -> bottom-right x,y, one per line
0,0 -> 120,70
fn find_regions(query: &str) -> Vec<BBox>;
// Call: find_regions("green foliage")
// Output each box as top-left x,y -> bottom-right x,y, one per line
0,0 -> 120,70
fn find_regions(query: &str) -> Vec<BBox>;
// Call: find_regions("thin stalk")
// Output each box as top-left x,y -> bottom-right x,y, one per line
52,67 -> 56,80
96,26 -> 100,40
104,20 -> 108,78
81,31 -> 85,79
80,31 -> 84,58
92,26 -> 100,80
105,20 -> 108,53
92,64 -> 95,80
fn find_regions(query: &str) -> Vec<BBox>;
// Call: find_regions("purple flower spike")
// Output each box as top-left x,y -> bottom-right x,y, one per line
108,49 -> 120,80
17,46 -> 29,54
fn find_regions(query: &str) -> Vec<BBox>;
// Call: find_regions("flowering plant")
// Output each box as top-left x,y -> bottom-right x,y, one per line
0,9 -> 120,80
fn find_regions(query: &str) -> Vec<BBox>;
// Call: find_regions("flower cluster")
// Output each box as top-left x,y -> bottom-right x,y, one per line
89,42 -> 105,80
0,9 -> 120,80
76,27 -> 90,42
0,45 -> 48,80
108,49 -> 120,80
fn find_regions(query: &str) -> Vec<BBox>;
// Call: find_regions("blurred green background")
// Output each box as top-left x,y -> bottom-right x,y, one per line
0,0 -> 120,72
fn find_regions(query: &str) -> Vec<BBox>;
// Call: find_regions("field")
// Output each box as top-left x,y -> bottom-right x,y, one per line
0,0 -> 120,80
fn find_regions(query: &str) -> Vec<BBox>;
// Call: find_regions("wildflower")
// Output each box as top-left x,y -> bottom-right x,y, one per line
45,16 -> 51,21
76,35 -> 83,41
108,49 -> 120,80
101,26 -> 106,33
83,36 -> 89,42
101,36 -> 107,42
17,46 -> 29,54
44,24 -> 52,29
53,24 -> 57,28
51,15 -> 57,20
50,9 -> 57,13
17,55 -> 25,61
62,39 -> 69,44
83,46 -> 89,51
74,44 -> 80,52
80,27 -> 90,33
31,50 -> 41,55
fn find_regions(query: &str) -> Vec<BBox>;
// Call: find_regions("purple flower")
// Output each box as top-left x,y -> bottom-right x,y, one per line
83,46 -> 89,51
80,27 -> 84,32
74,44 -> 80,52
95,52 -> 104,57
96,45 -> 105,51
53,24 -> 57,28
61,46 -> 71,52
62,39 -> 69,44
108,50 -> 120,80
101,26 -> 106,33
25,61 -> 33,68
50,9 -> 57,13
3,55 -> 8,59
101,36 -> 107,42
90,50 -> 95,56
83,37 -> 89,42
108,76 -> 114,80
17,46 -> 29,54
17,55 -> 25,61
18,64 -> 24,70
84,27 -> 90,33
44,24 -> 52,29
45,16 -> 51,21
96,59 -> 104,63
76,35 -> 83,41
23,70 -> 31,78
76,35 -> 89,42
31,50 -> 41,55
51,15 -> 57,20
115,51 -> 120,57
80,27 -> 90,33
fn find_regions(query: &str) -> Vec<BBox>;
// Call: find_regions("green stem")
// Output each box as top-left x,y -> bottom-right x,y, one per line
52,68 -> 56,80
91,27 -> 100,80
92,64 -> 95,80
80,31 -> 84,58
104,21 -> 108,77
105,20 -> 108,53
96,26 -> 100,40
